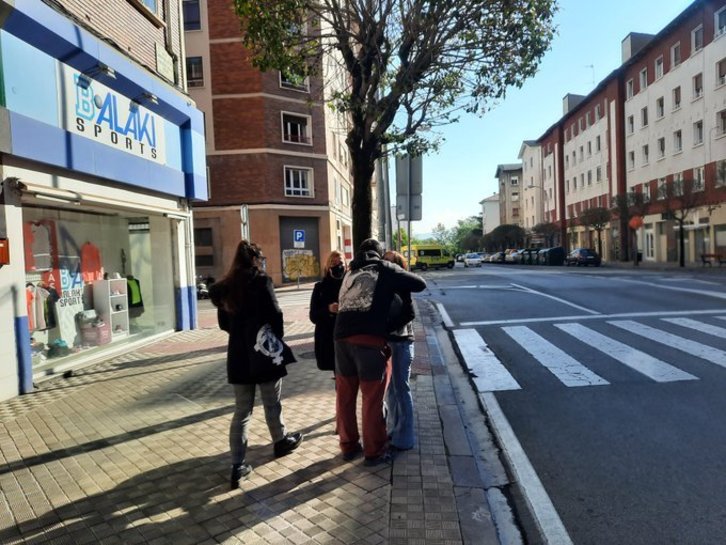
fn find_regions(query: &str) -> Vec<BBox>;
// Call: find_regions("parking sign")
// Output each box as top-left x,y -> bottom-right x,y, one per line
293,229 -> 305,248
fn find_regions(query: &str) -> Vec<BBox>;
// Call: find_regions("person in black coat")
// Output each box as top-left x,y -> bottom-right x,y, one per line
309,250 -> 346,372
210,240 -> 303,490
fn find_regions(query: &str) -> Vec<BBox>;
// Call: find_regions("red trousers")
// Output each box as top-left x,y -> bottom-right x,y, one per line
334,340 -> 391,459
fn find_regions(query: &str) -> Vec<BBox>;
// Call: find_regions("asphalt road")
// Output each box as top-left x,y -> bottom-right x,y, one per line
424,263 -> 726,545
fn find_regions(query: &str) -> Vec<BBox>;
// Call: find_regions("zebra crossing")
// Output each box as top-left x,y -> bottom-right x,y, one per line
454,315 -> 726,392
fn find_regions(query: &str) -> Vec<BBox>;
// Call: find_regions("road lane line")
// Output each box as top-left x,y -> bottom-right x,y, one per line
510,283 -> 601,315
461,308 -> 726,327
452,329 -> 521,392
556,323 -> 698,382
609,277 -> 726,301
662,317 -> 726,338
435,302 -> 455,328
502,326 -> 609,387
480,392 -> 574,545
610,320 -> 726,368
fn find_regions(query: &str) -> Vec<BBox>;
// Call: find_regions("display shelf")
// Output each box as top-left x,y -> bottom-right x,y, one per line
93,278 -> 129,338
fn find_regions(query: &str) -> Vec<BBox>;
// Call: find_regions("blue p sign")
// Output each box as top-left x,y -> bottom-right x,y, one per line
294,229 -> 305,243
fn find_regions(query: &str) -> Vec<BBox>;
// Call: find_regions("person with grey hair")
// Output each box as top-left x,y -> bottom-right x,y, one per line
334,239 -> 426,465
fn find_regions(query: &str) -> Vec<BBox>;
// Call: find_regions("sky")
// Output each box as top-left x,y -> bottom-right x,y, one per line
396,0 -> 695,236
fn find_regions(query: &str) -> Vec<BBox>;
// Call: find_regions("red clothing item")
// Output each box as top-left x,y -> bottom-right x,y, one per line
80,242 -> 103,282
336,374 -> 390,459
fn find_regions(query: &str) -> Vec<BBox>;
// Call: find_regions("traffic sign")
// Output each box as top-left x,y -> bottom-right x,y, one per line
293,229 -> 305,248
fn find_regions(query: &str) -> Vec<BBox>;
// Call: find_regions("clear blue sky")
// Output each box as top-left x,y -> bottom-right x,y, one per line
399,0 -> 694,236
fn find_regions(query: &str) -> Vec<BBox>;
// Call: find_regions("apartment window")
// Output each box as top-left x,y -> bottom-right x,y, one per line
282,113 -> 311,144
692,25 -> 704,52
565,155 -> 569,169
674,172 -> 684,196
587,141 -> 592,156
512,191 -> 520,201
586,112 -> 592,127
655,56 -> 664,79
671,42 -> 681,67
626,79 -> 634,99
579,146 -> 584,161
186,56 -> 204,87
693,120 -> 704,145
657,137 -> 665,159
548,166 -> 552,178
284,167 -> 313,197
183,0 -> 201,30
716,159 -> 726,187
639,68 -> 648,90
580,173 -> 585,187
673,129 -> 682,152
572,151 -> 576,164
579,117 -> 585,131
511,176 -> 519,186
194,227 -> 213,246
641,106 -> 648,127
595,135 -> 601,152
643,184 -> 651,202
341,185 -> 350,206
694,166 -> 705,191
628,151 -> 635,169
566,179 -> 570,194
280,71 -> 310,92
512,207 -> 520,218
717,7 -> 726,38
718,58 -> 726,86
627,115 -> 634,134
596,166 -> 602,182
672,86 -> 681,110
642,144 -> 649,165
693,73 -> 703,98
595,104 -> 602,120
718,108 -> 726,135
657,177 -> 667,199
656,97 -> 664,118
587,170 -> 592,185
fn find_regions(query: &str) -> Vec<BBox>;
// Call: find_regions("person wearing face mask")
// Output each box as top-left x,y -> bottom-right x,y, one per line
309,250 -> 346,373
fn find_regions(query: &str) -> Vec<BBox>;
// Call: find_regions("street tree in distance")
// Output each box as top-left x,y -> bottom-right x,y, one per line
579,206 -> 611,258
661,177 -> 704,267
451,216 -> 483,252
488,224 -> 526,250
532,221 -> 559,247
232,0 -> 557,249
612,191 -> 648,265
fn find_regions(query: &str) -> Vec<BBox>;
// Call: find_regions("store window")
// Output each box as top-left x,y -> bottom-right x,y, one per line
23,206 -> 175,369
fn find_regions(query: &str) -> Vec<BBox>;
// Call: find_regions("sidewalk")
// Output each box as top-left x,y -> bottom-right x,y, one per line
0,286 -> 502,545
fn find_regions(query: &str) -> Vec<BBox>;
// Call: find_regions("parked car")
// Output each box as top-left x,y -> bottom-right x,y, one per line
488,251 -> 505,263
504,249 -> 519,263
566,248 -> 602,267
456,253 -> 465,263
537,246 -> 566,266
463,252 -> 483,267
518,248 -> 540,265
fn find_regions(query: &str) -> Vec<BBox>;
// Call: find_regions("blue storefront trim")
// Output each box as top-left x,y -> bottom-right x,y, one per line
14,316 -> 33,394
175,285 -> 196,331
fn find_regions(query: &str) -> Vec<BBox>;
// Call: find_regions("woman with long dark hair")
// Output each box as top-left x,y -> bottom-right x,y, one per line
210,240 -> 302,489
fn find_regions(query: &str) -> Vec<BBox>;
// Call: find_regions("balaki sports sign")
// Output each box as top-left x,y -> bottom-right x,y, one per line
62,66 -> 166,164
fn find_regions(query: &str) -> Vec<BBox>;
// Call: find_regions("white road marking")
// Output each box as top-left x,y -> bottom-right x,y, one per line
435,303 -> 455,328
502,326 -> 609,387
662,317 -> 726,338
462,308 -> 726,327
609,277 -> 726,301
510,283 -> 601,315
480,392 -> 574,545
452,329 -> 521,392
610,320 -> 726,368
556,323 -> 698,382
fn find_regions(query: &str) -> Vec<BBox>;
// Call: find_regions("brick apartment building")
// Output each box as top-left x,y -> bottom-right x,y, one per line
0,0 -> 207,399
494,164 -> 524,227
184,0 -> 361,285
514,0 -> 726,264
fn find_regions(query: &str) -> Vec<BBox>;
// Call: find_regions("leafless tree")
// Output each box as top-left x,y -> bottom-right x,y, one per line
579,206 -> 611,258
612,191 -> 648,265
660,177 -> 704,267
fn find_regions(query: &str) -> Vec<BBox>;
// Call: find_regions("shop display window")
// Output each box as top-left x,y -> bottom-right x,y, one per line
22,206 -> 175,369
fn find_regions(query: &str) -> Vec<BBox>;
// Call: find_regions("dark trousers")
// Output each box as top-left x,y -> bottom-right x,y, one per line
335,340 -> 390,459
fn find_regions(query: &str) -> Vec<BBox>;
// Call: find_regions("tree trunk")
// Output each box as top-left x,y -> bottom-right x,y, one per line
596,229 -> 603,258
620,217 -> 630,262
678,220 -> 686,267
350,152 -> 376,252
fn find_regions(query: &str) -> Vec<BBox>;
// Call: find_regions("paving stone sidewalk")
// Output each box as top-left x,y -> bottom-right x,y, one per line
0,286 -> 499,545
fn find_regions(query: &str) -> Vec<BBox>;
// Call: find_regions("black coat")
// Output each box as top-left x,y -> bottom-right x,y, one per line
309,274 -> 343,371
210,271 -> 291,385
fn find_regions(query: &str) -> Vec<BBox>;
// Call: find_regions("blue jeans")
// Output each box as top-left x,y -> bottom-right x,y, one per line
230,380 -> 286,464
385,340 -> 415,450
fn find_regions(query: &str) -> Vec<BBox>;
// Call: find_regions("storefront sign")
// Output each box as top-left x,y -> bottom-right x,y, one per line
62,66 -> 166,164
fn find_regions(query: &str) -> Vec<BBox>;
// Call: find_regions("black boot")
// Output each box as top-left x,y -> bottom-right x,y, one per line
273,432 -> 303,457
230,462 -> 252,489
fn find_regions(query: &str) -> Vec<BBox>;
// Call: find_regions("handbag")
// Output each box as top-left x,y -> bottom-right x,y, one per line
249,324 -> 297,369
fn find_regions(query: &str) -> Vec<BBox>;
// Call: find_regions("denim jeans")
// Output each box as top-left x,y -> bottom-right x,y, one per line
230,380 -> 286,464
385,340 -> 415,450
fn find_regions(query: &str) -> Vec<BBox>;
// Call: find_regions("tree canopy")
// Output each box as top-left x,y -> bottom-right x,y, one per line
232,0 -> 558,248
